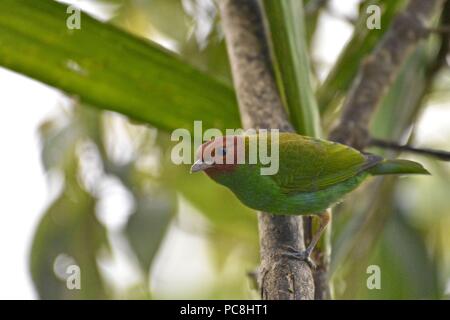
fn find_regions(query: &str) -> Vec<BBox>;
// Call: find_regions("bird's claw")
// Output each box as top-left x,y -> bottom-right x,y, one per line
281,245 -> 317,270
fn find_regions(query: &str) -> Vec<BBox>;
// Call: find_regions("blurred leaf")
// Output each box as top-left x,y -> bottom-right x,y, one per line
0,0 -> 240,132
39,119 -> 80,171
30,179 -> 108,299
33,104 -> 111,299
263,0 -> 321,136
371,30 -> 445,142
141,0 -> 190,42
371,49 -> 428,140
317,0 -> 406,119
355,212 -> 441,299
125,190 -> 176,273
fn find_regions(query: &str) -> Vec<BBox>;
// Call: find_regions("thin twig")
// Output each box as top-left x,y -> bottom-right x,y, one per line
370,138 -> 450,161
427,26 -> 450,34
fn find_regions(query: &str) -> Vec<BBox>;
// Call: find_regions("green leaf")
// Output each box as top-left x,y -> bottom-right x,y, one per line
262,0 -> 321,137
30,183 -> 109,299
0,0 -> 241,132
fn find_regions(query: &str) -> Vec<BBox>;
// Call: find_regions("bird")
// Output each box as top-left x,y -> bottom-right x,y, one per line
190,132 -> 429,266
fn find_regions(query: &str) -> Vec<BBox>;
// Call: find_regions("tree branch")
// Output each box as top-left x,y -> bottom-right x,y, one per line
369,138 -> 450,161
329,0 -> 445,149
218,0 -> 314,300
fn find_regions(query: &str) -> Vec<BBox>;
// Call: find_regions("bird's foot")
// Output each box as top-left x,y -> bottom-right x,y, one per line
281,245 -> 316,270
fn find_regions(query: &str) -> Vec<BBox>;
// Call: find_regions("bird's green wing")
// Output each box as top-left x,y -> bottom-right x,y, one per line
270,133 -> 379,193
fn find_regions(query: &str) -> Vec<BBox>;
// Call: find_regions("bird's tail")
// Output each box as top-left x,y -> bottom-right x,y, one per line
367,159 -> 430,176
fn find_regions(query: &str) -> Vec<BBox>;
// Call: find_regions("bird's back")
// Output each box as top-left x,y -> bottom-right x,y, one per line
267,133 -> 379,194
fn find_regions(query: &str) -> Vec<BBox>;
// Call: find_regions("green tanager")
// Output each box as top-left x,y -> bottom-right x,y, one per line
191,132 -> 429,265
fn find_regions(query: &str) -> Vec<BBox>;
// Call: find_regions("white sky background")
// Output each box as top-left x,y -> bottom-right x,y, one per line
0,0 -> 449,299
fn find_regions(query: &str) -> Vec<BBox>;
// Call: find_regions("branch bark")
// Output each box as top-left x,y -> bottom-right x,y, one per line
329,0 -> 445,149
219,0 -> 314,300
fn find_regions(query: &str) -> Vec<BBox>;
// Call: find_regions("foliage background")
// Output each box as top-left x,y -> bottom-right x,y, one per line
0,0 -> 449,299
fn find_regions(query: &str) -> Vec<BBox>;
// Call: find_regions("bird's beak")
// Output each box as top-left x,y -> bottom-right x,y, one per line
190,160 -> 213,173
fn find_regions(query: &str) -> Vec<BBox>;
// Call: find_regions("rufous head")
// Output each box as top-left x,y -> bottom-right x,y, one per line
190,135 -> 246,174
